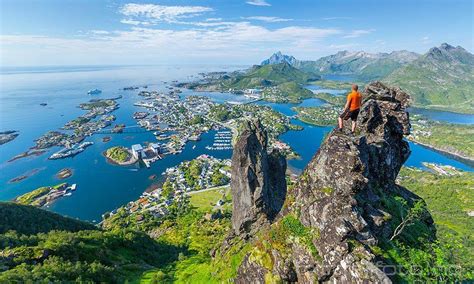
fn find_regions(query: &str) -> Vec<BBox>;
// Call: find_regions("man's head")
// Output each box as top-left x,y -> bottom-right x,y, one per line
352,84 -> 359,91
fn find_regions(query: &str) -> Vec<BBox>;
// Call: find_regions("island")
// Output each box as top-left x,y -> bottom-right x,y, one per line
9,96 -> 121,163
104,146 -> 137,165
56,168 -> 73,179
0,130 -> 19,145
15,183 -> 77,207
8,168 -> 42,184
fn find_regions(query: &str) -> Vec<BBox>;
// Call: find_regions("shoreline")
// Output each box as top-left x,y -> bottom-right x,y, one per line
407,138 -> 474,167
102,150 -> 138,166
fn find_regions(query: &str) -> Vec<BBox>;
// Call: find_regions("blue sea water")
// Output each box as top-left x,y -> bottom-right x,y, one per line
1,65 -> 472,221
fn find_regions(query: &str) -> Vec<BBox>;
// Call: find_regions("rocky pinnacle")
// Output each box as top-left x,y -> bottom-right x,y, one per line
230,119 -> 287,236
232,82 -> 434,283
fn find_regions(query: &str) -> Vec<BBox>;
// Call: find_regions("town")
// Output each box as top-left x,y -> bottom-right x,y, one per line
102,155 -> 231,222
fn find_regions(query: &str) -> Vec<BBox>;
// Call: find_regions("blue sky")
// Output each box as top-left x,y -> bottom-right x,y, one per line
0,0 -> 472,66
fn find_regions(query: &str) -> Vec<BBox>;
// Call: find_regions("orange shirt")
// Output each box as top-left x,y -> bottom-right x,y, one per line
347,90 -> 362,111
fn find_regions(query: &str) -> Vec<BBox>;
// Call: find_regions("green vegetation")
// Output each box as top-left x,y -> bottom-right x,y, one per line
189,186 -> 231,212
137,210 -> 249,283
311,92 -> 346,106
209,103 -> 301,138
188,115 -> 204,125
262,81 -> 314,103
15,183 -> 67,206
224,63 -> 319,89
0,202 -> 176,282
293,106 -> 339,126
409,116 -> 474,160
0,202 -> 95,234
398,167 -> 474,273
105,146 -> 131,163
189,63 -> 321,103
79,99 -> 116,110
310,80 -> 354,90
358,167 -> 474,282
384,44 -> 474,114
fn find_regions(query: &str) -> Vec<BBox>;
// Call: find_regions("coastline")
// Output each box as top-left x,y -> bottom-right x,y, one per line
102,150 -> 138,166
407,138 -> 474,167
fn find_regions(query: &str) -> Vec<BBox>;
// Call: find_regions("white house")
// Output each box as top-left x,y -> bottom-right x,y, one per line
131,144 -> 144,159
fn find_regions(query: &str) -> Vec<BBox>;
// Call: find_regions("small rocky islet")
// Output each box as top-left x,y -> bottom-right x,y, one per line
56,168 -> 73,179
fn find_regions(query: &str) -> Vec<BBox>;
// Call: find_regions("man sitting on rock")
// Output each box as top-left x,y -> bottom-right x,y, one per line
337,84 -> 362,134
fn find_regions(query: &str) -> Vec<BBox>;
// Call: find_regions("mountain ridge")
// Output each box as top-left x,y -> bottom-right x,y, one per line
261,49 -> 420,81
384,43 -> 474,113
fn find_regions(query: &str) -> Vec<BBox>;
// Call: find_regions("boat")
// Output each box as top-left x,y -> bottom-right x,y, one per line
88,89 -> 102,95
192,145 -> 196,149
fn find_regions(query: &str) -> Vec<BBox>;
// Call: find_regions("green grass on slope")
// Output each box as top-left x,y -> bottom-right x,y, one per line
384,63 -> 474,114
0,202 -> 95,234
0,203 -> 175,282
398,168 -> 474,277
223,63 -> 320,90
138,210 -> 249,283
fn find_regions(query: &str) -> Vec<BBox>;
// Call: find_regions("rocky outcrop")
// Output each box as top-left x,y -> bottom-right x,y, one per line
231,120 -> 287,236
232,82 -> 435,283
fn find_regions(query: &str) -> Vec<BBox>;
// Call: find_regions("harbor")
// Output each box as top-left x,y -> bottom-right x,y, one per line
206,131 -> 233,151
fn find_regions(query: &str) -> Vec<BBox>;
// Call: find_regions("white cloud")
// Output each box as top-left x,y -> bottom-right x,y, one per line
322,17 -> 353,21
246,0 -> 271,7
120,19 -> 151,26
120,3 -> 213,24
0,23 -> 341,65
90,30 -> 110,35
243,16 -> 292,22
421,36 -> 431,44
205,18 -> 222,22
343,29 -> 375,38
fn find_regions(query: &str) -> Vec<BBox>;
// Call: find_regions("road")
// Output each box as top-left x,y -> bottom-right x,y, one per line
186,184 -> 230,195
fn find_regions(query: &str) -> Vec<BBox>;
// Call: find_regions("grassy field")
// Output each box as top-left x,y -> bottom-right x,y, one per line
189,186 -> 231,212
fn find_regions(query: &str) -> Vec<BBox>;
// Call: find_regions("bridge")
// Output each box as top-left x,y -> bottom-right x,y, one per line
95,125 -> 150,134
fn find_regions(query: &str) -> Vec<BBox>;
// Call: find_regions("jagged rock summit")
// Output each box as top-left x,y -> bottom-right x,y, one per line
261,51 -> 298,66
231,82 -> 434,283
231,120 -> 287,236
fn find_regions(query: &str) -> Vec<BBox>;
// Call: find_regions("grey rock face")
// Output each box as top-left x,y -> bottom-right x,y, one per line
234,82 -> 434,283
231,119 -> 287,236
261,51 -> 298,66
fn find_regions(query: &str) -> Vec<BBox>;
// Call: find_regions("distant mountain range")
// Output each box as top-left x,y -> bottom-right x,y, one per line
384,43 -> 474,113
261,43 -> 474,113
262,50 -> 420,81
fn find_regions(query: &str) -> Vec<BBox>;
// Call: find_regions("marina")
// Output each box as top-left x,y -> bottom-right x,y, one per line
206,131 -> 233,150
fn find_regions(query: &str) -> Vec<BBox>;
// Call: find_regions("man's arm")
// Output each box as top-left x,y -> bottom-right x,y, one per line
343,94 -> 351,111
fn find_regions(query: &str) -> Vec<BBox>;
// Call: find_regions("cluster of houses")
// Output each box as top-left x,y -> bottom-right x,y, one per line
105,155 -> 231,221
243,88 -> 262,99
168,154 -> 231,191
133,90 -> 220,154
